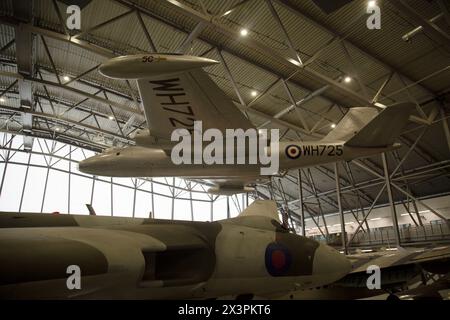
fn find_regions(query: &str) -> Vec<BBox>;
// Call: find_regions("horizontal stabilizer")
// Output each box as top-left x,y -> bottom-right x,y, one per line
238,200 -> 280,223
345,102 -> 415,148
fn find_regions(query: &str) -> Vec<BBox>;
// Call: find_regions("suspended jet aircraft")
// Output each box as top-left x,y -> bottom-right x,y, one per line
78,54 -> 415,195
0,200 -> 351,299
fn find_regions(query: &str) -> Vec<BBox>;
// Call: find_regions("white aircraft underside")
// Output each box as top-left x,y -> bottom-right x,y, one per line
79,53 -> 415,195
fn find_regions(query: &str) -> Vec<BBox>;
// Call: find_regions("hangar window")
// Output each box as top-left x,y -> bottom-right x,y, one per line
0,133 -> 250,221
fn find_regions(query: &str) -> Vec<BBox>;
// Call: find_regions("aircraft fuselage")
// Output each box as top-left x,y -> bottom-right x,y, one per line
0,212 -> 350,299
78,141 -> 398,178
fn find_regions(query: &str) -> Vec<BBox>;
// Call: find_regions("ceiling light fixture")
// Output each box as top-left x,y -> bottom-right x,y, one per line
344,76 -> 352,83
251,90 -> 258,97
63,75 -> 70,82
240,28 -> 248,37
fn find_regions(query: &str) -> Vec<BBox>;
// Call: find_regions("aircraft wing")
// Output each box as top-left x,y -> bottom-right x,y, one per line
137,67 -> 254,140
336,246 -> 450,288
99,54 -> 254,141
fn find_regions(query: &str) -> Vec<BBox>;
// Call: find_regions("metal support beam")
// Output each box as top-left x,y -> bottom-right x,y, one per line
381,153 -> 401,247
176,21 -> 207,54
440,107 -> 450,153
136,10 -> 157,52
73,9 -> 134,40
340,41 -> 369,100
297,169 -> 305,236
402,13 -> 444,42
265,0 -> 302,65
217,49 -> 247,108
259,83 -> 328,130
437,0 -> 450,26
335,163 -> 347,254
0,70 -> 142,116
372,72 -> 394,103
356,158 -> 450,223
275,0 -> 439,97
159,0 -> 374,106
13,1 -> 34,151
389,0 -> 450,51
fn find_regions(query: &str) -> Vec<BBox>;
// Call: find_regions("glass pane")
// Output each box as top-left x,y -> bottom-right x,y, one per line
92,180 -> 111,216
70,175 -> 93,215
113,177 -> 135,188
152,179 -> 172,195
51,158 -> 69,171
112,185 -> 133,217
173,198 -> 191,221
9,150 -> 29,163
193,200 -> 211,222
153,194 -> 172,220
134,190 -> 152,218
30,154 -> 48,166
229,196 -> 241,218
21,167 -> 47,213
213,197 -> 228,221
43,170 -> 69,213
0,164 -> 26,211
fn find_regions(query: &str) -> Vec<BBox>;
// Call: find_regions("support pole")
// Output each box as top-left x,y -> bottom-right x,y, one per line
297,169 -> 305,236
382,153 -> 401,247
335,163 -> 347,254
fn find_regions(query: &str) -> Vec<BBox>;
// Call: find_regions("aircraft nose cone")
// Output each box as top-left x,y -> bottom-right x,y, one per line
312,243 -> 351,280
78,156 -> 100,174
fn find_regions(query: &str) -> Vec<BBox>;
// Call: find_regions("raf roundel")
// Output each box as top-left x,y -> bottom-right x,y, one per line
285,145 -> 301,159
265,242 -> 292,276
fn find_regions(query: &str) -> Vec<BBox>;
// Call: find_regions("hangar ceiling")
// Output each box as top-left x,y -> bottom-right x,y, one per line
0,0 -> 449,222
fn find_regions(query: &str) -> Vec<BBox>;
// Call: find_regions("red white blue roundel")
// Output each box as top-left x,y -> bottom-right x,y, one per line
285,145 -> 301,159
265,242 -> 292,276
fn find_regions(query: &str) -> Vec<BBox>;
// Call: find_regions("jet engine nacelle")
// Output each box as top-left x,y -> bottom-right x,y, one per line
208,186 -> 255,195
133,129 -> 177,152
133,128 -> 155,147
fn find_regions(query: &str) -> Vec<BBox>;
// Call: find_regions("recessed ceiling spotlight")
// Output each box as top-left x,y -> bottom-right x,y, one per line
331,123 -> 336,129
251,90 -> 258,97
108,115 -> 114,120
0,97 -> 5,103
63,75 -> 70,82
344,76 -> 352,83
240,28 -> 248,37
368,1 -> 377,8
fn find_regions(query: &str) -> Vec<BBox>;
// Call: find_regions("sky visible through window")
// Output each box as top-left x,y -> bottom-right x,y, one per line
0,133 -> 253,220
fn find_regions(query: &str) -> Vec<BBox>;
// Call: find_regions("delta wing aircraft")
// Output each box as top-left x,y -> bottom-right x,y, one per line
78,54 -> 415,195
1,200 -> 448,300
0,200 -> 351,299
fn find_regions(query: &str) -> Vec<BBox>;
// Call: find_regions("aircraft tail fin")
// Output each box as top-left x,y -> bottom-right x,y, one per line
322,107 -> 379,143
322,103 -> 414,148
238,200 -> 280,223
344,102 -> 415,148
